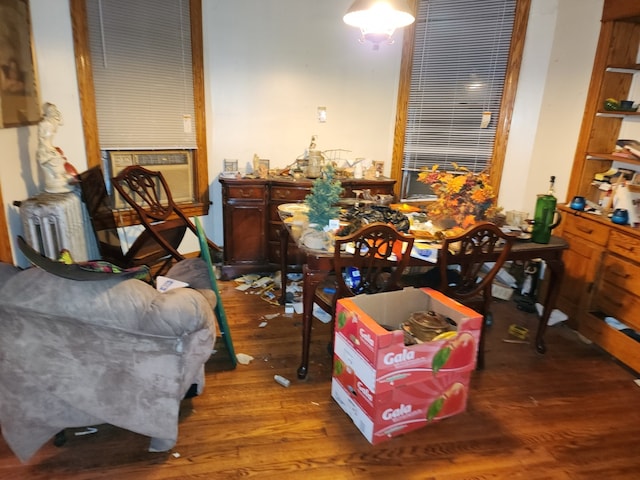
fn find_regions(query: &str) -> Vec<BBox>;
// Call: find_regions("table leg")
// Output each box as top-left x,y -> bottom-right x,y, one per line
535,256 -> 565,353
297,264 -> 328,379
279,226 -> 289,305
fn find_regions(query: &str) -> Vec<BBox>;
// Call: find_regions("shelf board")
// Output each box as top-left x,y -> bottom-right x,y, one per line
596,110 -> 640,118
587,153 -> 640,165
606,64 -> 640,74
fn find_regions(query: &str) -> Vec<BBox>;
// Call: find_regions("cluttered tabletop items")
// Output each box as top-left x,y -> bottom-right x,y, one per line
277,200 -> 538,260
219,135 -> 389,183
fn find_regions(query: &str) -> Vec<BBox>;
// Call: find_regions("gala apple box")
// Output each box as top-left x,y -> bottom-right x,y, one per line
331,371 -> 471,445
333,330 -> 474,395
334,288 -> 483,379
332,347 -> 472,421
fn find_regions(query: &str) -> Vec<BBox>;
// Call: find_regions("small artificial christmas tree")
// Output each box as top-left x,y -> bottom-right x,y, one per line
304,163 -> 342,231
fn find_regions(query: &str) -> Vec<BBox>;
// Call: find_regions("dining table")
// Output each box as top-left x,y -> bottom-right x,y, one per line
277,204 -> 569,379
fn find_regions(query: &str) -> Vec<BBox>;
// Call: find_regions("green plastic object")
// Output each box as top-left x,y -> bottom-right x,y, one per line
195,217 -> 237,368
531,176 -> 561,244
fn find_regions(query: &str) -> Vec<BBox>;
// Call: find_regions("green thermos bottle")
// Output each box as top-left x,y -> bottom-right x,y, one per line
531,176 -> 562,244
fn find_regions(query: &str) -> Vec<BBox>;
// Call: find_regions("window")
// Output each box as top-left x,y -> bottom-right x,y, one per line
70,0 -> 208,224
392,0 -> 530,200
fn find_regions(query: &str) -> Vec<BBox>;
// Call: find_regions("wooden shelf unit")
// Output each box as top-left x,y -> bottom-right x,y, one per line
559,0 -> 640,373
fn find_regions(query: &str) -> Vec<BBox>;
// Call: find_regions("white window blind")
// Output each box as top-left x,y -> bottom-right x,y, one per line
86,0 -> 196,150
403,0 -> 516,175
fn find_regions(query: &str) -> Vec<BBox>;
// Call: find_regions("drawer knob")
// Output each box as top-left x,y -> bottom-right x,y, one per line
577,225 -> 593,234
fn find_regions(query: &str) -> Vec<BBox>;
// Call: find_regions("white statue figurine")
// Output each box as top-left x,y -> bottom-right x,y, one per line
37,102 -> 74,193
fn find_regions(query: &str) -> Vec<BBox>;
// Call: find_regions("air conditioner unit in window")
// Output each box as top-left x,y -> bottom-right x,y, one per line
109,150 -> 194,209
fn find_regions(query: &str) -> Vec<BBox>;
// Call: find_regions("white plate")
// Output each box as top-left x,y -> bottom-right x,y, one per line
277,203 -> 309,216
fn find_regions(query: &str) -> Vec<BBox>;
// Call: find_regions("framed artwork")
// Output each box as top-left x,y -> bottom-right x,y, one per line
0,0 -> 41,128
223,158 -> 239,172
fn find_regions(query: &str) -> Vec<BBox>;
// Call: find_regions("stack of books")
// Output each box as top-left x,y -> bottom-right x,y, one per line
614,139 -> 640,160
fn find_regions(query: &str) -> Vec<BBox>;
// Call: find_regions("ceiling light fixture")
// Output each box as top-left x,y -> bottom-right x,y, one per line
343,0 -> 415,50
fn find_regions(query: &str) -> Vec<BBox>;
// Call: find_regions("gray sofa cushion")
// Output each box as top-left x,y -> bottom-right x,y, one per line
0,266 -> 215,336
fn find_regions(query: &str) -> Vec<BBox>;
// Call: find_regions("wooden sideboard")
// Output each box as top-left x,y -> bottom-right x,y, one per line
218,176 -> 396,279
556,207 -> 640,373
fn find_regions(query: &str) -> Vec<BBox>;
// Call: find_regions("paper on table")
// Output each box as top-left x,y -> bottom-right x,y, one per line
410,243 -> 438,263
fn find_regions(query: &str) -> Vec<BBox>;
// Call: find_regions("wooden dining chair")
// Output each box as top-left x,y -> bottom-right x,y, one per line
436,221 -> 515,369
301,222 -> 415,377
79,166 -> 183,275
112,165 -> 223,276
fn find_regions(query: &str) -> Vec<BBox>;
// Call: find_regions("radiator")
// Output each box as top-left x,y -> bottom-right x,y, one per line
20,192 -> 100,262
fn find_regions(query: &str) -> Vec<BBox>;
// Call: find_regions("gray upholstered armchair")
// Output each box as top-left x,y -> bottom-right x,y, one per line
0,261 -> 216,462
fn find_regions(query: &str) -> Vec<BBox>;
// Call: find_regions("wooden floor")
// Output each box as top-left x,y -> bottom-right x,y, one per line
2,280 -> 640,479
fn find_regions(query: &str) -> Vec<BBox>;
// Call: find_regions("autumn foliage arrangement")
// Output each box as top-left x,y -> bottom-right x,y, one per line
417,164 -> 501,229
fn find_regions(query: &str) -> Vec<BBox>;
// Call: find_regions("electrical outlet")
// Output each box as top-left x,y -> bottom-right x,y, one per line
317,106 -> 327,123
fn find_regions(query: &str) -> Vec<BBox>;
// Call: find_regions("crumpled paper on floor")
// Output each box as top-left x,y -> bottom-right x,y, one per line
236,353 -> 255,365
535,303 -> 568,326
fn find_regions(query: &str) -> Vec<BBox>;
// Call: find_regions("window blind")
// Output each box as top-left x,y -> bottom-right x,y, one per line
403,0 -> 516,174
86,0 -> 196,150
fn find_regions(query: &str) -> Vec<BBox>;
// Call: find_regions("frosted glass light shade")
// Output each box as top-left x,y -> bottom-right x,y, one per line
343,0 -> 415,47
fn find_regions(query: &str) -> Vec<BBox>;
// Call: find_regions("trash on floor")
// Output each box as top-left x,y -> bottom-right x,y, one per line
236,353 -> 255,365
535,303 -> 568,326
274,374 -> 291,387
508,324 -> 529,340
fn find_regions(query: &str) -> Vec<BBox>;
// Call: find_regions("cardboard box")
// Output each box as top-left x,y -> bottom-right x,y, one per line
491,280 -> 514,301
335,288 -> 482,376
331,372 -> 470,445
333,348 -> 472,420
334,330 -> 475,394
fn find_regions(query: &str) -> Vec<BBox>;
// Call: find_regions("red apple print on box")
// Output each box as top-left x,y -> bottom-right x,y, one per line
431,332 -> 476,373
426,381 -> 468,421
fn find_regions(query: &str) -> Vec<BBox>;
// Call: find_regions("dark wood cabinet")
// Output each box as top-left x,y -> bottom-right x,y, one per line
219,176 -> 396,279
219,179 -> 269,279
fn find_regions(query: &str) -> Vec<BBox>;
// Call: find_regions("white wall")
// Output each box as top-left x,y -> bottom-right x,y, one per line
0,0 -> 606,265
201,0 -> 404,241
501,0 -> 604,216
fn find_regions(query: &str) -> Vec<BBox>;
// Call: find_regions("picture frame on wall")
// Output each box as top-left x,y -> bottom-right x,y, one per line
0,0 -> 41,128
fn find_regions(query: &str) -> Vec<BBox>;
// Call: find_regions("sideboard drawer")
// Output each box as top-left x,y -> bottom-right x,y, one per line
601,254 -> 640,297
563,215 -> 609,246
271,186 -> 310,202
593,280 -> 640,332
579,313 -> 640,374
608,230 -> 640,264
226,185 -> 265,200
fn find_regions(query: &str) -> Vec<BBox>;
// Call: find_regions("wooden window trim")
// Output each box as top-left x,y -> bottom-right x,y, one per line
390,0 -> 531,199
0,183 -> 12,263
70,0 -> 209,226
